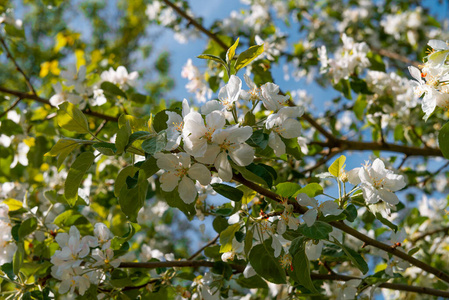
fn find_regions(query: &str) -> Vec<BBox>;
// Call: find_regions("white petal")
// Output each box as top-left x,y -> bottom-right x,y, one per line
280,119 -> 302,139
178,176 -> 197,204
320,201 -> 343,216
188,163 -> 211,185
378,189 -> 400,205
305,240 -> 323,260
271,236 -> 282,258
155,153 -> 179,171
229,144 -> 255,166
302,209 -> 318,227
206,111 -> 226,130
347,168 -> 361,185
296,193 -> 318,208
160,172 -> 179,191
268,132 -> 285,157
215,152 -> 233,182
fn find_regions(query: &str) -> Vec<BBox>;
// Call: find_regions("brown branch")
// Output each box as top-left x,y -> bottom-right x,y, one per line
302,113 -> 338,143
0,35 -> 37,95
371,46 -> 421,68
161,0 -> 229,50
311,139 -> 443,158
231,172 -> 449,284
0,86 -> 119,122
302,147 -> 342,175
188,234 -> 220,260
118,260 -> 449,297
411,225 -> 449,243
0,97 -> 22,118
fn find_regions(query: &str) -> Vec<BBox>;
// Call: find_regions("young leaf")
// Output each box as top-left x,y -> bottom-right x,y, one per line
101,81 -> 127,99
219,223 -> 240,253
235,44 -> 264,71
197,54 -> 227,67
226,38 -> 239,63
298,183 -> 323,197
328,155 -> 346,178
64,152 -> 95,206
114,166 -> 140,197
56,102 -> 89,134
290,239 -> 318,292
119,170 -> 148,222
333,238 -> 369,274
18,218 -> 38,241
298,221 -> 333,240
115,121 -> 132,155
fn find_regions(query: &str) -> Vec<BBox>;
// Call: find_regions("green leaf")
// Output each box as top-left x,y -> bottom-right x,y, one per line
13,242 -> 24,275
129,93 -> 150,104
139,156 -> 159,178
213,216 -> 229,234
246,130 -> 269,149
290,238 -> 318,292
141,132 -> 166,155
219,223 -> 240,253
119,170 -> 148,222
43,190 -> 87,206
64,152 -> 95,207
111,223 -> 141,250
115,120 -> 131,155
298,221 -> 333,239
333,238 -> 369,274
246,163 -> 274,188
354,94 -> 367,120
344,204 -> 358,222
438,121 -> 449,159
18,217 -> 38,241
367,52 -> 386,72
53,210 -> 93,235
298,183 -> 323,197
153,110 -> 169,133
235,274 -> 268,289
93,142 -> 117,156
275,182 -> 302,198
226,38 -> 239,63
56,102 -> 89,134
161,188 -> 196,220
328,155 -> 346,178
45,138 -> 89,157
249,239 -> 286,284
350,77 -> 372,94
115,166 -> 139,197
334,79 -> 352,100
375,212 -> 398,232
235,44 -> 264,71
126,131 -> 153,150
211,183 -> 244,202
197,54 -> 227,67
101,81 -> 127,99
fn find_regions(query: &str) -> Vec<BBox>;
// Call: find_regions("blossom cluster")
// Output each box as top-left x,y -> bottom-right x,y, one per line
156,74 -> 303,203
0,204 -> 17,265
319,34 -> 371,82
51,224 -> 123,295
409,40 -> 449,120
49,65 -> 138,108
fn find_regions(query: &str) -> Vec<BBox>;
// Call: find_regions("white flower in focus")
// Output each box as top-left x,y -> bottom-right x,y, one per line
196,125 -> 255,182
427,40 -> 449,67
348,159 -> 406,206
266,107 -> 304,156
165,99 -> 190,151
296,193 -> 343,227
183,110 -> 226,158
155,152 -> 211,204
221,238 -> 244,262
260,82 -> 290,111
94,223 -> 112,248
218,75 -> 242,110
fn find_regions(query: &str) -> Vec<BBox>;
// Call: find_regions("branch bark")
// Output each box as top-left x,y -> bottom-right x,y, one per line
118,260 -> 449,297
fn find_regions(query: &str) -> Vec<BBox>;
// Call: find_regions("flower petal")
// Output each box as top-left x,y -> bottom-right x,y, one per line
178,176 -> 197,204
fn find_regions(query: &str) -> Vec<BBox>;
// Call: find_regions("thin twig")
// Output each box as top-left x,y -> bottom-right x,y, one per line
188,234 -> 220,260
0,35 -> 37,95
160,0 -> 229,50
411,225 -> 449,243
0,97 -> 22,118
371,46 -> 421,68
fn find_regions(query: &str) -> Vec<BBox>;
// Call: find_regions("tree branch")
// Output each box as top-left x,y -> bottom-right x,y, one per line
118,260 -> 449,297
231,172 -> 449,284
161,0 -> 229,50
0,86 -> 119,122
411,225 -> 449,243
0,97 -> 22,119
188,234 -> 220,260
0,35 -> 37,95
